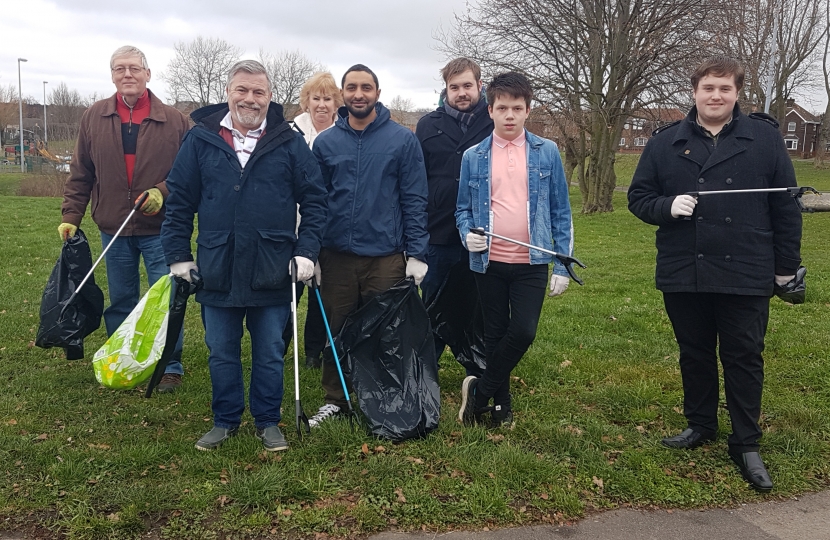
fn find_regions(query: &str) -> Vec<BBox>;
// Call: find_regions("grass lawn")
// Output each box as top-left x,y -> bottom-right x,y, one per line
1,166 -> 828,539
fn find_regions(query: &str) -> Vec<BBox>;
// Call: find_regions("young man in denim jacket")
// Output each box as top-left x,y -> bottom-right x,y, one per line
455,72 -> 574,428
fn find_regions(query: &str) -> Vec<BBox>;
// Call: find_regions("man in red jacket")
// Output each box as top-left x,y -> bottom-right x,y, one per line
59,45 -> 190,392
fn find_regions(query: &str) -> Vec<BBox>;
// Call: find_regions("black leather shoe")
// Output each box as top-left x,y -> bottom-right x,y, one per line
729,450 -> 773,492
661,428 -> 717,449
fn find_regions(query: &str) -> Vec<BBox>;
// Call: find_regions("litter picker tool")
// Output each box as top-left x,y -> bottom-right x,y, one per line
309,276 -> 356,419
685,186 -> 820,213
469,227 -> 586,285
145,270 -> 202,398
290,260 -> 311,440
61,191 -> 149,317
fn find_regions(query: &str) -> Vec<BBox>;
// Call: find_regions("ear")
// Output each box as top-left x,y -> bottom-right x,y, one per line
146,68 -> 151,82
488,105 -> 494,119
377,88 -> 382,99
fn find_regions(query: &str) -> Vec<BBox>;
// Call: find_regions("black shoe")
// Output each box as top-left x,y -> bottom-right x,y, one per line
488,404 -> 514,429
661,428 -> 717,449
729,450 -> 773,492
305,355 -> 322,369
256,426 -> 289,452
458,376 -> 480,425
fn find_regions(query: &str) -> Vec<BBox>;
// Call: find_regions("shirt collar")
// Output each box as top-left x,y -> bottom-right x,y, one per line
492,129 -> 526,149
220,111 -> 267,139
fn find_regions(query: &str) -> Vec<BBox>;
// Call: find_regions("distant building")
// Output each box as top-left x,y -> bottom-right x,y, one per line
618,107 -> 685,153
781,99 -> 820,159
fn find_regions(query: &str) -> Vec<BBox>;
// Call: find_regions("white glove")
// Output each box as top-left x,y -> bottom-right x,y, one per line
170,261 -> 198,283
549,274 -> 569,297
291,256 -> 315,282
775,274 -> 795,286
670,194 -> 697,218
304,261 -> 322,287
405,257 -> 428,286
465,231 -> 488,252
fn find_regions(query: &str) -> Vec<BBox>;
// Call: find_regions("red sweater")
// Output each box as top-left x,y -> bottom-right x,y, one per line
115,91 -> 151,186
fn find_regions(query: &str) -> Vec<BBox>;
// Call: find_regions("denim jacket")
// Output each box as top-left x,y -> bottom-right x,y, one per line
455,131 -> 574,275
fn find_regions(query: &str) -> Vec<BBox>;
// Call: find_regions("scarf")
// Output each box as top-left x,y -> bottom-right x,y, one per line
441,88 -> 488,133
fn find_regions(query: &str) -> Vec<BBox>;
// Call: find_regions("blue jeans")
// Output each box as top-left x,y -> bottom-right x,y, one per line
101,232 -> 183,375
201,304 -> 290,429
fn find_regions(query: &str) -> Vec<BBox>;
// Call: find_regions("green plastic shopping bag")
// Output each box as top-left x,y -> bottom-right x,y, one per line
93,275 -> 172,389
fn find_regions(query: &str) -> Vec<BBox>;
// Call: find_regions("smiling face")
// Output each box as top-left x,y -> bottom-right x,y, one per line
307,93 -> 337,130
342,70 -> 380,121
227,71 -> 271,133
445,69 -> 482,112
693,74 -> 738,131
111,54 -> 150,101
488,94 -> 529,140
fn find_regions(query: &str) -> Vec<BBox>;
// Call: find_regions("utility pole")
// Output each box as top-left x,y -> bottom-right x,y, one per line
18,58 -> 28,173
43,81 -> 48,146
763,13 -> 778,115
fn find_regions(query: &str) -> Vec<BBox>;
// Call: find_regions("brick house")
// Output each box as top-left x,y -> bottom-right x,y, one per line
618,107 -> 685,153
780,99 -> 820,158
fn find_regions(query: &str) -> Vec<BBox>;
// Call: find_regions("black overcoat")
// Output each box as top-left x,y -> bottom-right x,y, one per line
628,106 -> 802,296
415,107 -> 493,245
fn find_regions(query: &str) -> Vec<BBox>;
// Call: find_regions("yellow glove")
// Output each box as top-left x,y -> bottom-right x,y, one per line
137,188 -> 164,215
58,223 -> 77,241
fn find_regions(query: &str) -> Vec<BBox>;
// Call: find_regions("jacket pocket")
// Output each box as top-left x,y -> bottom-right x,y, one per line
252,229 -> 295,291
196,230 -> 232,293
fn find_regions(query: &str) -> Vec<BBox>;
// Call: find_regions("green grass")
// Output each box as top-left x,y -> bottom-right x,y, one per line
1,174 -> 829,539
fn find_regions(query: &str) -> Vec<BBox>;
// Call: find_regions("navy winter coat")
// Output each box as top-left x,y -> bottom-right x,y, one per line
161,103 -> 328,307
312,103 -> 429,261
628,106 -> 802,296
416,106 -> 493,245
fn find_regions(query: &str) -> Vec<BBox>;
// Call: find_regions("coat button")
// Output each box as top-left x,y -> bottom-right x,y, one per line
725,217 -> 732,223
726,178 -> 733,184
174,256 -> 181,261
457,151 -> 461,154
437,130 -> 442,134
697,216 -> 703,222
725,255 -> 732,262
697,254 -> 704,260
234,185 -> 240,191
698,177 -> 705,184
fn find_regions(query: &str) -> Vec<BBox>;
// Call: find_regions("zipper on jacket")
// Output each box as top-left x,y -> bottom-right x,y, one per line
121,95 -> 135,134
348,134 -> 362,250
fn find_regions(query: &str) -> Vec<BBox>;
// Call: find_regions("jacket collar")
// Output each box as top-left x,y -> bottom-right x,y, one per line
100,89 -> 169,122
673,104 -> 752,145
190,101 -> 286,134
476,129 -> 544,154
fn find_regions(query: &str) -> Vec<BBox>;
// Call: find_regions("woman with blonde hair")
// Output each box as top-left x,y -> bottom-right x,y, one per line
284,72 -> 343,368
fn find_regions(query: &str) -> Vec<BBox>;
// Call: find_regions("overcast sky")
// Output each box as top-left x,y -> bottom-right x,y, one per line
0,0 -> 470,110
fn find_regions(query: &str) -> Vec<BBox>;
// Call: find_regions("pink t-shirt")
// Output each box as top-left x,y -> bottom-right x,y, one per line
489,130 -> 529,263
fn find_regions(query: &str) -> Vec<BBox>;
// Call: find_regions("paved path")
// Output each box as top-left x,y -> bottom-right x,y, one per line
370,491 -> 830,540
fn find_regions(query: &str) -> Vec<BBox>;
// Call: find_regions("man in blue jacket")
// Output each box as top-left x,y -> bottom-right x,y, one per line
309,64 -> 430,426
161,60 -> 327,451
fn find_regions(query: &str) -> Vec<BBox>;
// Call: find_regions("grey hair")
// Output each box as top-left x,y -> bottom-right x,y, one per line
226,60 -> 272,89
110,46 -> 149,69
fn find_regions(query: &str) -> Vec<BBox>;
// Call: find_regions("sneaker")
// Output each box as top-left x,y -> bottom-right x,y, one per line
458,376 -> 480,425
308,404 -> 341,428
489,404 -> 514,429
156,373 -> 182,394
256,426 -> 289,452
195,426 -> 238,451
305,355 -> 322,369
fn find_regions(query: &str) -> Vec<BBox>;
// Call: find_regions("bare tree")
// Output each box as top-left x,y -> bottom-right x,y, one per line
388,95 -> 415,125
815,1 -> 830,167
437,0 -> 714,213
162,36 -> 242,108
258,49 -> 324,105
0,83 -> 19,139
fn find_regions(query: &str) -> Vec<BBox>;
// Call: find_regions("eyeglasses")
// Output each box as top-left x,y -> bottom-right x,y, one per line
111,66 -> 145,75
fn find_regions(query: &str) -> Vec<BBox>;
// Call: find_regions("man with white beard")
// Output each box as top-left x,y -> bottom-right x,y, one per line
161,60 -> 327,451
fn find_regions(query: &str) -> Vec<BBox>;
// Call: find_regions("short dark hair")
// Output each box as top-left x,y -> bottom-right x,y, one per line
691,56 -> 745,91
440,57 -> 482,84
341,64 -> 379,89
485,71 -> 533,108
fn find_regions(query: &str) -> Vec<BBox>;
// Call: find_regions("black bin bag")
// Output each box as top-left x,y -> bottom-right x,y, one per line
426,260 -> 486,376
335,280 -> 440,441
36,229 -> 104,360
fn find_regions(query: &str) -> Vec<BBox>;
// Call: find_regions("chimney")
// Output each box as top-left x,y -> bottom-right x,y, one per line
786,98 -> 795,109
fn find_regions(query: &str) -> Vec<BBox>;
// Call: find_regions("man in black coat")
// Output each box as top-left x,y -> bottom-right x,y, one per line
415,58 -> 494,366
628,56 -> 802,492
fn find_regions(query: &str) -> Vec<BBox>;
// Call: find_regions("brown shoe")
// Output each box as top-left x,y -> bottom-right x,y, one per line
156,373 -> 182,394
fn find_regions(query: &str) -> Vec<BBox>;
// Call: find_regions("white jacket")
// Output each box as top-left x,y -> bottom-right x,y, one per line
293,112 -> 334,149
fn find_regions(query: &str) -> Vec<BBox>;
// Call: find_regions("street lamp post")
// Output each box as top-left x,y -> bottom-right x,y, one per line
18,58 -> 28,173
43,81 -> 48,146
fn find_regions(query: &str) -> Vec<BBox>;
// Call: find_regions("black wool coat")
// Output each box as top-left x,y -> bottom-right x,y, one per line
415,106 -> 493,245
627,106 -> 802,296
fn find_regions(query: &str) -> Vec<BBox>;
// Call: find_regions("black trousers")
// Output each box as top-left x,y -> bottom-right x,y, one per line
474,261 -> 548,406
663,293 -> 770,453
